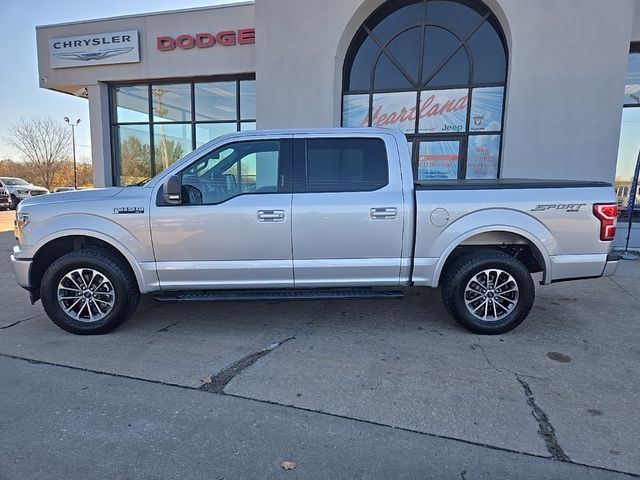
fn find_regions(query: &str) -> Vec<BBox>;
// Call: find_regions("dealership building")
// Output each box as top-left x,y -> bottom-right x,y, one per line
35,0 -> 640,187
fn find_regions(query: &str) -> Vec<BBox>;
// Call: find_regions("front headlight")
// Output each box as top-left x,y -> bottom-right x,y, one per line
16,189 -> 29,195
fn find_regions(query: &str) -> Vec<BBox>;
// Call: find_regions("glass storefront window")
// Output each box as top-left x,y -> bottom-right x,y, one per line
417,140 -> 460,180
195,122 -> 237,148
240,80 -> 256,119
342,0 -> 507,180
111,78 -> 256,185
616,46 -> 640,226
115,86 -> 149,123
195,82 -> 236,121
153,124 -> 192,171
466,135 -> 500,179
115,124 -> 152,186
152,84 -> 191,122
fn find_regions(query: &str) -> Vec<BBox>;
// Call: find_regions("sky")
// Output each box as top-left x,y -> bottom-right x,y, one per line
0,0 -> 238,161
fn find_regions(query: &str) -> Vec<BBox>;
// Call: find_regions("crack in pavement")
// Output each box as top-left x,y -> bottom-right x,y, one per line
0,313 -> 44,330
517,376 -> 571,463
473,337 -> 570,462
156,321 -> 180,333
200,336 -> 296,394
1,352 -> 638,478
608,276 -> 640,304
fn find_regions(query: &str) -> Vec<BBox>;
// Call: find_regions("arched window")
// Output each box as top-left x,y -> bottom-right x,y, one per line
342,0 -> 507,180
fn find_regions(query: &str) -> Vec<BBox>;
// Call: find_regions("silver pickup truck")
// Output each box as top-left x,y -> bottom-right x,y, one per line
11,128 -> 619,335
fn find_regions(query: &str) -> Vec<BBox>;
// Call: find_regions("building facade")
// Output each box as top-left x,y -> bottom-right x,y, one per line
35,0 -> 639,187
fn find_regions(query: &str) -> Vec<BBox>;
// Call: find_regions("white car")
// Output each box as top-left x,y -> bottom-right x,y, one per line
0,177 -> 49,209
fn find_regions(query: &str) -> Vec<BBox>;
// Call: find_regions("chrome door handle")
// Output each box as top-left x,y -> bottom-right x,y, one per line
370,207 -> 397,220
257,210 -> 285,222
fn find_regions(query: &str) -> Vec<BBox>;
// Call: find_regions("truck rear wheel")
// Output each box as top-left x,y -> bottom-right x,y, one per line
441,250 -> 535,335
40,249 -> 140,335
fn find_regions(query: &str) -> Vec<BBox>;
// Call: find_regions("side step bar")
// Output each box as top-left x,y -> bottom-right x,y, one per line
154,289 -> 405,303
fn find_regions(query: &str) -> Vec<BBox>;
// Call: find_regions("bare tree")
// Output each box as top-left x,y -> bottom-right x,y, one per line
5,117 -> 71,190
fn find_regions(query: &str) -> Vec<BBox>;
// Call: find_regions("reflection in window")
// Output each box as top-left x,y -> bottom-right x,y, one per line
111,79 -> 256,185
115,86 -> 148,123
152,84 -> 191,122
617,46 -> 640,224
116,125 -> 152,186
153,124 -> 192,171
181,141 -> 281,205
342,0 -> 507,180
195,82 -> 236,121
624,52 -> 640,106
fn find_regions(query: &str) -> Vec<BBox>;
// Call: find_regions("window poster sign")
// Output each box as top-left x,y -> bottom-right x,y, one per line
418,89 -> 468,134
469,87 -> 504,132
370,92 -> 419,133
466,135 -> 500,179
418,141 -> 460,180
342,94 -> 369,128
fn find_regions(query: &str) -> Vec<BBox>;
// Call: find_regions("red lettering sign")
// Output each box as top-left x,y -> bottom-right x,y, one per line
157,36 -> 176,51
196,33 -> 215,48
360,94 -> 468,128
176,35 -> 196,49
156,28 -> 254,51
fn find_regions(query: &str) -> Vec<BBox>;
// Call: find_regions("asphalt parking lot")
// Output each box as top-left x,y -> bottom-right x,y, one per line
0,209 -> 639,479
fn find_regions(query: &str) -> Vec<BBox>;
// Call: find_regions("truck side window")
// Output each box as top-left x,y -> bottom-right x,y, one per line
304,138 -> 388,192
181,140 -> 281,205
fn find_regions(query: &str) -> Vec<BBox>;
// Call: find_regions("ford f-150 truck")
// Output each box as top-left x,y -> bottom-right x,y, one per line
11,128 -> 619,335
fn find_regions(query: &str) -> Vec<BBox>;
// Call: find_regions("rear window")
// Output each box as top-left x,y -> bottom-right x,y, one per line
305,138 -> 388,192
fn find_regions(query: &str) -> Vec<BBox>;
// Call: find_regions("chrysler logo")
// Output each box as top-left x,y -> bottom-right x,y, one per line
53,47 -> 133,62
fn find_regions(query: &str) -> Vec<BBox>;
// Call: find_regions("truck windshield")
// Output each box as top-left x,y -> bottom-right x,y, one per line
1,178 -> 29,186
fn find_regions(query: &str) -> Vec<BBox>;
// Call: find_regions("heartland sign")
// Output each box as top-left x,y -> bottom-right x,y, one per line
49,30 -> 139,69
157,28 -> 255,51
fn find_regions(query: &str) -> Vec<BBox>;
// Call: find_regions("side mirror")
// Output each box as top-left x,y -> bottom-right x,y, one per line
163,174 -> 182,205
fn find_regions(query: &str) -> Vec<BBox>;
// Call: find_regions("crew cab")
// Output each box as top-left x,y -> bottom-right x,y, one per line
11,128 -> 619,335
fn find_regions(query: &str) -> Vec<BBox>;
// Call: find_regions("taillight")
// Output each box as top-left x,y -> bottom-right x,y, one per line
593,203 -> 618,241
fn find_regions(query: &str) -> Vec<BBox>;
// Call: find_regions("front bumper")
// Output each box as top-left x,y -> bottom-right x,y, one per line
11,254 -> 32,288
602,252 -> 620,277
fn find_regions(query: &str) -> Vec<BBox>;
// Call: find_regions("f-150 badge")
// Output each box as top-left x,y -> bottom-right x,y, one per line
113,207 -> 144,214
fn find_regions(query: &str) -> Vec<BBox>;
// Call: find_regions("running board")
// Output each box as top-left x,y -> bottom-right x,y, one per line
153,289 -> 405,303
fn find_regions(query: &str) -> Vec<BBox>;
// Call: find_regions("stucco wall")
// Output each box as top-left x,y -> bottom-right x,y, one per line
256,0 -> 637,182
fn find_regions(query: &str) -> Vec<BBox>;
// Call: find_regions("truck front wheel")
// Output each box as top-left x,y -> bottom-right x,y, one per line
441,251 -> 535,335
40,249 -> 140,335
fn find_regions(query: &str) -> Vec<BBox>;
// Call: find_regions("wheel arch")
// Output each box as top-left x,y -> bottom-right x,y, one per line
29,232 -> 151,299
432,226 -> 552,288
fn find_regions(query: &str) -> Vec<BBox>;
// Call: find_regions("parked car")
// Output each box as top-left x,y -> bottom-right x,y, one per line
0,186 -> 11,210
0,177 -> 49,209
11,128 -> 619,335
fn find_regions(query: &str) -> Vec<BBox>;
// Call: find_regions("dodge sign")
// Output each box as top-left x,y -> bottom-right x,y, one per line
49,30 -> 140,69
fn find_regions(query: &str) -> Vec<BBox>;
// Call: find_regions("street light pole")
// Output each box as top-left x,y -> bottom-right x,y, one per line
64,117 -> 81,189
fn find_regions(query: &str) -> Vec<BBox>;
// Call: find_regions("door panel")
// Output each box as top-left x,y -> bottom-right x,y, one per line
151,137 -> 293,289
291,136 -> 405,287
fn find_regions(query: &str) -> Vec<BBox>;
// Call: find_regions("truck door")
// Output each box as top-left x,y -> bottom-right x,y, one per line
150,136 -> 294,289
291,135 -> 405,287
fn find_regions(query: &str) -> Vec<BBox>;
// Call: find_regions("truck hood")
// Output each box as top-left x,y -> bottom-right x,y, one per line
19,187 -> 124,207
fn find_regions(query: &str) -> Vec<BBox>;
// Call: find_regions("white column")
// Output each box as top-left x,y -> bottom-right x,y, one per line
87,83 -> 113,187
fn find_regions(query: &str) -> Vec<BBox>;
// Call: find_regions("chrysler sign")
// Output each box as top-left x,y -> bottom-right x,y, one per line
49,30 -> 140,69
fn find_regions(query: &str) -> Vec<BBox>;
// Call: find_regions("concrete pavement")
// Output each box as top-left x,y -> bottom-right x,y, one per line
1,210 -> 639,478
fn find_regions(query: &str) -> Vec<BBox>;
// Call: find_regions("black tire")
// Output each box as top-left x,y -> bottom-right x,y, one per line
10,195 -> 19,210
40,249 -> 140,335
441,250 -> 535,335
